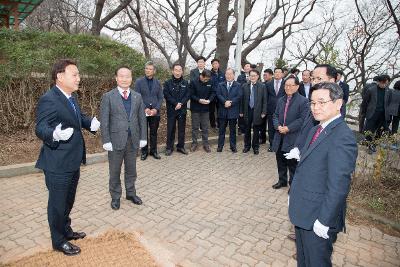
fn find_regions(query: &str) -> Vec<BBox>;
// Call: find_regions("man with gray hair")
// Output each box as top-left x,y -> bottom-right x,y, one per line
135,61 -> 164,160
289,82 -> 358,267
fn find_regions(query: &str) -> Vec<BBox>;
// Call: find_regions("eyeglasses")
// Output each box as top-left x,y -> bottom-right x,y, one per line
310,100 -> 333,108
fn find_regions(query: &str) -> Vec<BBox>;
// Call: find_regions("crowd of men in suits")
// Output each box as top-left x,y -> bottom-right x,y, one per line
34,58 -> 398,267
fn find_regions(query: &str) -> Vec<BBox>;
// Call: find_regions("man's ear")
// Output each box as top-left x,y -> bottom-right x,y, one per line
56,72 -> 63,82
335,99 -> 343,111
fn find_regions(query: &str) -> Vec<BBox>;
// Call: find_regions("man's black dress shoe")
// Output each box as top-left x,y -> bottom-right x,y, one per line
165,149 -> 173,156
151,152 -> 161,159
272,182 -> 287,189
177,147 -> 188,155
191,143 -> 198,152
231,147 -> 237,153
67,231 -> 86,240
242,147 -> 250,153
203,145 -> 211,153
268,147 -> 273,152
111,199 -> 120,210
254,149 -> 259,155
55,241 -> 81,256
217,147 -> 223,152
126,195 -> 143,205
141,153 -> 148,160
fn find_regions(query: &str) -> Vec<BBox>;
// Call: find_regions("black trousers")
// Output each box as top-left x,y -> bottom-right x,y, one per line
267,114 -> 275,147
108,136 -> 137,200
238,117 -> 246,133
259,116 -> 267,143
244,108 -> 261,150
364,111 -> 388,143
391,115 -> 399,134
166,113 -> 186,150
218,118 -> 237,149
275,138 -> 298,185
142,116 -> 160,154
44,169 -> 80,249
295,226 -> 338,267
209,100 -> 218,128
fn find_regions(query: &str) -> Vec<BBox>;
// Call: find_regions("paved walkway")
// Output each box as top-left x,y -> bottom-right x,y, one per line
1,145 -> 399,266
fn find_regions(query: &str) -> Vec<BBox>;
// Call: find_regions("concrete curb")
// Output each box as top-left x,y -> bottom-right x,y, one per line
0,135 -> 224,178
348,204 -> 400,232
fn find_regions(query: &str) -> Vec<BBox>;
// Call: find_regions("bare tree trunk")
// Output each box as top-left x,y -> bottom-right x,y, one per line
129,1 -> 151,59
91,0 -> 105,35
215,0 -> 237,70
386,0 -> 400,37
91,0 -> 133,35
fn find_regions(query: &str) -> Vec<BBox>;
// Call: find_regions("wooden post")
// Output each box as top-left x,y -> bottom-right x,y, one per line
12,2 -> 19,30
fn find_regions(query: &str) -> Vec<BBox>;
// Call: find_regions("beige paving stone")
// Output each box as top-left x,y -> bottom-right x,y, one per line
0,144 -> 399,266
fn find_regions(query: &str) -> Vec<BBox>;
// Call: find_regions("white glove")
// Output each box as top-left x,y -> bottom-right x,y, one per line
53,123 -> 74,141
139,140 -> 147,148
313,219 -> 329,239
90,116 -> 101,131
284,147 -> 300,161
103,142 -> 113,151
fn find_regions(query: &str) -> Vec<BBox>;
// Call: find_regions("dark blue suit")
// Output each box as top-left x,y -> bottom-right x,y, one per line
294,112 -> 319,151
35,86 -> 93,249
266,80 -> 285,147
134,76 -> 163,154
272,93 -> 309,185
216,81 -> 243,149
339,81 -> 350,117
289,117 -> 358,267
236,71 -> 248,133
210,69 -> 226,128
298,82 -> 312,100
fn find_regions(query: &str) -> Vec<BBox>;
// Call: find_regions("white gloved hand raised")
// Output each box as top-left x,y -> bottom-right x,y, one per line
283,147 -> 300,161
139,140 -> 147,148
313,219 -> 330,239
53,123 -> 74,141
103,142 -> 113,151
90,116 -> 101,131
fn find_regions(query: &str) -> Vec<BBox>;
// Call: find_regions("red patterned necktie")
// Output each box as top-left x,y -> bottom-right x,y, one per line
123,90 -> 128,100
310,125 -> 323,145
283,96 -> 292,125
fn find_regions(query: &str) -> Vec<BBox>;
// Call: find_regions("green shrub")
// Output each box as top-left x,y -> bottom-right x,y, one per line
0,29 -> 169,133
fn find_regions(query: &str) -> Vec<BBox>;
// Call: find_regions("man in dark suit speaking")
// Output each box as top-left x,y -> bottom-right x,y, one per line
289,82 -> 358,267
35,59 -> 100,255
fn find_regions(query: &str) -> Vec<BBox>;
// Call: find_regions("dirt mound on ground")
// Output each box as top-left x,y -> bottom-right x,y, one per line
3,230 -> 159,267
